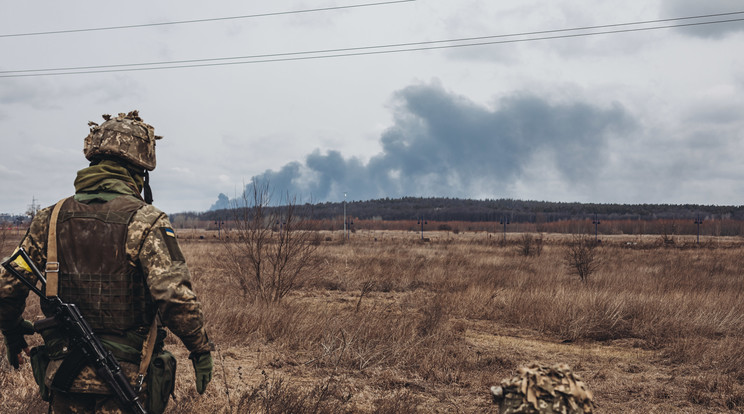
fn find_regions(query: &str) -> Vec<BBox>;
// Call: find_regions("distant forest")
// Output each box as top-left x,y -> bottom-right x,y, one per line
179,197 -> 744,224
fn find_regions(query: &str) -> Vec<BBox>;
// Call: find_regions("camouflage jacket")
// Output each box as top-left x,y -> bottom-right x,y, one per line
0,188 -> 211,391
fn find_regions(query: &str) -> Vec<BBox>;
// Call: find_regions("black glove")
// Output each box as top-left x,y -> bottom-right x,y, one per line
2,319 -> 34,369
189,351 -> 213,394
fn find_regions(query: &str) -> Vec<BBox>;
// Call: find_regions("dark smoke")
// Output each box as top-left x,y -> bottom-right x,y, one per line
211,82 -> 635,210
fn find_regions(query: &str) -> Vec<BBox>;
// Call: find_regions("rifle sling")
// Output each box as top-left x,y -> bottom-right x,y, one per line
45,198 -> 67,297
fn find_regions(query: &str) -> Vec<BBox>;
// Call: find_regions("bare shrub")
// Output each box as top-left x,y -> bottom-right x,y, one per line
516,233 -> 543,257
564,235 -> 600,282
223,179 -> 321,303
437,224 -> 452,231
660,220 -> 677,246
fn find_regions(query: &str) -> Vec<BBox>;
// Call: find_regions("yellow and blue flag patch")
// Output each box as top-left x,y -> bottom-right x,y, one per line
159,227 -> 185,262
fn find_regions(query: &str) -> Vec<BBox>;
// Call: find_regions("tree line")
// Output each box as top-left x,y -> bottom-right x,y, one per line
182,196 -> 744,224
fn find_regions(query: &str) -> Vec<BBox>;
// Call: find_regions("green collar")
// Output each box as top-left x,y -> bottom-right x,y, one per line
73,160 -> 144,203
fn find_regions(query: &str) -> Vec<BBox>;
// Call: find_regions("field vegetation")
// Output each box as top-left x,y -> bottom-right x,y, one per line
2,227 -> 744,413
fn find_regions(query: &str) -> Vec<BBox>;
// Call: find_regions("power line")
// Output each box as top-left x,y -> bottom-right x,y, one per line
1,14 -> 742,78
0,0 -> 416,38
5,11 -> 744,75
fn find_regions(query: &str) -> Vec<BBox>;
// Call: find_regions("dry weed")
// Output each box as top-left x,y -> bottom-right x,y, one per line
2,231 -> 744,412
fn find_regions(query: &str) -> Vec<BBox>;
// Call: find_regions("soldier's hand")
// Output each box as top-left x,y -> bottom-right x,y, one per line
2,319 -> 34,369
189,351 -> 213,394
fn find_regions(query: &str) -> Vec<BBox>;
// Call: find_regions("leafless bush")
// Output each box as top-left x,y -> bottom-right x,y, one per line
517,233 -> 543,257
223,179 -> 321,303
564,234 -> 600,282
660,220 -> 677,246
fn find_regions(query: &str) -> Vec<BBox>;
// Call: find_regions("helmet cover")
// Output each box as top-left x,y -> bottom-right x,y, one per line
84,110 -> 162,171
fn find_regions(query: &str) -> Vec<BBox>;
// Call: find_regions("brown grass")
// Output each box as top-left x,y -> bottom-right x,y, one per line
2,230 -> 744,412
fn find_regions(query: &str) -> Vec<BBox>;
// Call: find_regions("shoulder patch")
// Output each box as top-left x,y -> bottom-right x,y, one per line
159,227 -> 185,262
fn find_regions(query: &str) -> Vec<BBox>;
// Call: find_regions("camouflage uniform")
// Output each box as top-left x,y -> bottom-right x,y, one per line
490,364 -> 595,414
0,111 -> 211,413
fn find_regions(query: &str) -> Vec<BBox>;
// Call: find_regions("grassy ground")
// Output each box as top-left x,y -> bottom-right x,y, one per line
2,229 -> 744,412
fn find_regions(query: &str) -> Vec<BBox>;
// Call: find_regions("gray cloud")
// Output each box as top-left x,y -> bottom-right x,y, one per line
0,79 -> 56,108
212,82 -> 635,209
660,0 -> 744,38
0,77 -> 141,110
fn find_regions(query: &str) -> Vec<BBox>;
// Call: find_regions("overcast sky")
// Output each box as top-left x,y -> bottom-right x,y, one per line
1,0 -> 743,215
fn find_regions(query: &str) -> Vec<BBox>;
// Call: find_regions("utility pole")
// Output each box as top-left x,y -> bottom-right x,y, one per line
214,218 -> 225,239
417,216 -> 427,240
26,196 -> 40,220
499,216 -> 509,241
343,192 -> 347,241
694,214 -> 703,244
346,218 -> 354,239
592,213 -> 601,242
15,216 -> 23,236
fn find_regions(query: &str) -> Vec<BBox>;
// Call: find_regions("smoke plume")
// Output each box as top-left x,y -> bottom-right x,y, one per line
211,82 -> 635,209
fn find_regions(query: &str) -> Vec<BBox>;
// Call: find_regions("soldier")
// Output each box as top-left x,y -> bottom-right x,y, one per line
490,363 -> 595,413
0,111 -> 213,413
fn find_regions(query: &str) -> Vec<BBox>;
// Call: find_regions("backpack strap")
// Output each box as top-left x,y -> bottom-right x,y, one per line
45,198 -> 67,297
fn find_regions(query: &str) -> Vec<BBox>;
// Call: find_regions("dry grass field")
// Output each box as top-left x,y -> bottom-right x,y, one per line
2,228 -> 744,413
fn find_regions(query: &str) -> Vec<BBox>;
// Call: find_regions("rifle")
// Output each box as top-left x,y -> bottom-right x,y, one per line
2,247 -> 148,414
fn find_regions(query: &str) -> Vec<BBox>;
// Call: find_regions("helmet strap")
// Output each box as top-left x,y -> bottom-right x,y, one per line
144,170 -> 153,204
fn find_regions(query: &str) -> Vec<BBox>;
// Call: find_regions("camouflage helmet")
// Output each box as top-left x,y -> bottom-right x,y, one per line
490,363 -> 595,413
84,110 -> 162,171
